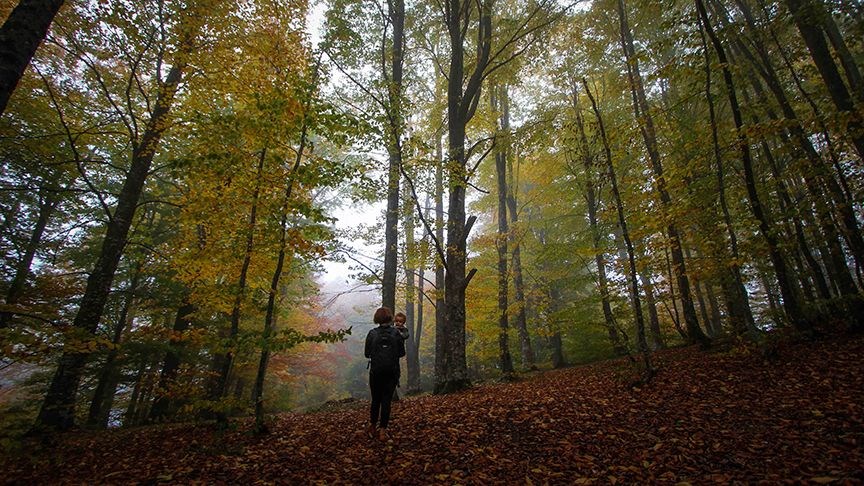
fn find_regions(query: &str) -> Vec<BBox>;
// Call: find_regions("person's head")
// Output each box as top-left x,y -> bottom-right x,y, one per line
394,312 -> 406,326
373,307 -> 393,325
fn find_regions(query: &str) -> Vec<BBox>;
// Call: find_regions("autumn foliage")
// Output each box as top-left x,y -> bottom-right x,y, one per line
3,332 -> 862,484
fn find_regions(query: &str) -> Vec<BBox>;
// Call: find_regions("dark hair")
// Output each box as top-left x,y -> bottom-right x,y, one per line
373,307 -> 393,324
394,312 -> 406,321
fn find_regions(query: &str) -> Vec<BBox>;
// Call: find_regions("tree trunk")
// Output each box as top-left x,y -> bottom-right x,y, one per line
784,0 -> 864,158
684,246 -> 712,336
735,76 -> 835,301
86,263 -> 141,428
617,0 -> 709,347
663,246 -> 687,340
253,119 -> 308,433
214,148 -> 266,421
382,0 -> 405,311
696,0 -> 809,331
436,0 -> 491,393
637,263 -> 665,350
408,232 -> 424,392
33,47 -> 191,432
433,129 -> 446,386
728,6 -> 864,296
759,266 -> 780,325
815,3 -> 863,104
132,368 -> 155,425
492,85 -> 514,377
1,190 -> 58,327
123,362 -> 146,427
694,16 -> 758,338
403,178 -> 417,388
148,301 -> 195,421
572,85 -> 627,355
501,89 -> 534,369
760,2 -> 862,250
0,0 -> 65,115
704,282 -> 724,337
585,78 -> 652,380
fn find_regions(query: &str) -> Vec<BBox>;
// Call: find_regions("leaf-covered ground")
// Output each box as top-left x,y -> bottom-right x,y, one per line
4,333 -> 864,484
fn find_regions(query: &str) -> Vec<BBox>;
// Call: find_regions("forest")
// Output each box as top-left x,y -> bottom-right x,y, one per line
0,0 -> 863,482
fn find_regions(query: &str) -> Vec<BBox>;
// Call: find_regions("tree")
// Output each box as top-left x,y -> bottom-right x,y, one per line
695,0 -> 809,331
615,0 -> 710,347
585,78 -> 652,381
437,0 -> 556,393
784,0 -> 864,159
0,0 -> 65,115
33,2 -> 210,432
491,84 -> 514,377
382,0 -> 406,311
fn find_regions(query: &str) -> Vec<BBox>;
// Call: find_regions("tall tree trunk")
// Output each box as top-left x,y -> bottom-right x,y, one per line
492,85 -> 514,377
433,130 -> 446,386
784,0 -> 864,159
436,0 -> 491,393
0,0 -> 65,115
814,3 -> 863,103
637,262 -> 665,350
696,0 -> 809,331
747,0 -> 859,182
132,367 -> 156,425
734,6 -> 864,297
684,246 -> 711,336
727,5 -> 864,294
760,1 -> 862,236
704,282 -> 723,336
382,0 -> 406,311
534,225 -> 568,367
253,117 -> 308,433
758,135 -> 834,301
737,78 -> 835,301
759,265 -> 781,324
571,85 -> 626,355
123,362 -> 146,427
616,0 -> 710,347
408,219 -> 425,393
585,79 -> 652,380
403,178 -> 417,389
500,88 -> 534,369
86,263 -> 141,428
1,190 -> 58,327
663,246 -> 686,340
765,139 -> 833,300
694,16 -> 757,337
215,148 -> 266,423
148,301 -> 195,421
33,43 -> 192,431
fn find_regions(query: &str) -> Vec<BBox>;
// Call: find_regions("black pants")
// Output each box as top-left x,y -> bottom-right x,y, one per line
369,370 -> 397,428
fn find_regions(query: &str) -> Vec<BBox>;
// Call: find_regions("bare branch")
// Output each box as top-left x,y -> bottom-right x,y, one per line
34,68 -> 114,222
322,48 -> 388,112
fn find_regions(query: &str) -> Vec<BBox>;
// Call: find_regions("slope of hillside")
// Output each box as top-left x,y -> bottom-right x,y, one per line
4,334 -> 863,484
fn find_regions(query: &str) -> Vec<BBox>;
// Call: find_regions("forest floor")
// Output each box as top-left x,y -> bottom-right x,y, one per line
2,332 -> 863,485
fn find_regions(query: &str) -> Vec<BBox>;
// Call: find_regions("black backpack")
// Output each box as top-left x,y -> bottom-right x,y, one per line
369,326 -> 400,375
